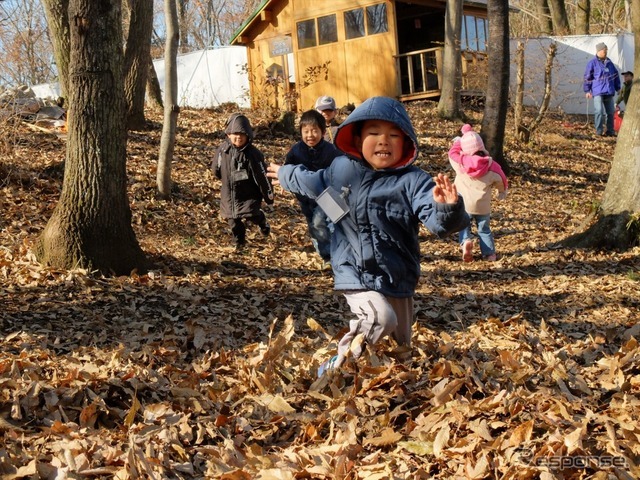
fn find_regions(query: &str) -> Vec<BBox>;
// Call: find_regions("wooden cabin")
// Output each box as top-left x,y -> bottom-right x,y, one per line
230,0 -> 491,111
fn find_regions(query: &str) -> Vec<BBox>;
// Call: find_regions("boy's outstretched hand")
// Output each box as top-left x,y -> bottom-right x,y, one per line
433,173 -> 458,204
267,163 -> 280,185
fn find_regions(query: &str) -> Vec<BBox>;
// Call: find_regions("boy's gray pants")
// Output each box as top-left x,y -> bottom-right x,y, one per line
337,290 -> 413,362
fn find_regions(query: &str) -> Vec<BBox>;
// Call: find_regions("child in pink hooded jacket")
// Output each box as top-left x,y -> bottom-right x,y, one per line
448,124 -> 508,262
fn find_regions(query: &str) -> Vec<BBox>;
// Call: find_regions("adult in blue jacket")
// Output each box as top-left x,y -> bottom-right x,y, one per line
267,97 -> 469,376
583,42 -> 621,137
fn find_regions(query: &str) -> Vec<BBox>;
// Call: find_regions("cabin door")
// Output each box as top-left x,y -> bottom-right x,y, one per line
395,2 -> 445,95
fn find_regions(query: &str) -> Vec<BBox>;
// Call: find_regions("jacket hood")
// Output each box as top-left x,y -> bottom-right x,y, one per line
225,113 -> 254,142
334,97 -> 418,169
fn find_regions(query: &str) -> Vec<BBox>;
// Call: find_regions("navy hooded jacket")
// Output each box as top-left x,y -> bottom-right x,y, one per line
277,97 -> 469,297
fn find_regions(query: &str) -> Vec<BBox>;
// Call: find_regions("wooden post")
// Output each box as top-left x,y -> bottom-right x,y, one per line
282,54 -> 290,111
434,47 -> 443,91
420,53 -> 427,92
407,57 -> 415,94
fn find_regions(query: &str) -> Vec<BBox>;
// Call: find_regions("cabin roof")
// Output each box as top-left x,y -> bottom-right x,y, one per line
229,0 -> 274,45
229,0 -> 515,46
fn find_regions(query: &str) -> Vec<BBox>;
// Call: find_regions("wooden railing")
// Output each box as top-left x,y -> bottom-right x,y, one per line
394,47 -> 488,99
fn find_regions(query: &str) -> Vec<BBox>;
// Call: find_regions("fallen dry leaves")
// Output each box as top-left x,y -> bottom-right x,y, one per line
1,102 -> 639,479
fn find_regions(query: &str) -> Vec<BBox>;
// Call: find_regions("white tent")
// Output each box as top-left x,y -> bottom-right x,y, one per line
30,46 -> 250,109
153,46 -> 250,109
509,33 -> 634,115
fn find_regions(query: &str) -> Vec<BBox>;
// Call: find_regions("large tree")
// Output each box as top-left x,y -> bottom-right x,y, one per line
480,0 -> 510,171
123,0 -> 154,130
549,0 -> 571,34
534,0 -> 553,34
564,0 -> 640,250
437,0 -> 464,120
576,0 -> 591,34
35,0 -> 147,275
41,0 -> 70,98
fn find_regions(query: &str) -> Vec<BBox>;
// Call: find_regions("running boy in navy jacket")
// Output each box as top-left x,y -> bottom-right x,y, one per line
285,110 -> 342,263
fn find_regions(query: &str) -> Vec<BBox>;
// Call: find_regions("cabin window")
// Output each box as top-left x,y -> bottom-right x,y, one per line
297,15 -> 338,49
461,15 -> 488,52
345,3 -> 388,40
318,14 -> 338,45
366,4 -> 388,35
297,19 -> 317,49
344,9 -> 365,39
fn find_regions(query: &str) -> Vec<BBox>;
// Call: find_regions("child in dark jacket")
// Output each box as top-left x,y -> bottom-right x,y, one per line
285,110 -> 342,263
268,97 -> 469,376
213,113 -> 274,249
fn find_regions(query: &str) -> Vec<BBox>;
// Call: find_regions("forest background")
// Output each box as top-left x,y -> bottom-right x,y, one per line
0,0 -> 635,89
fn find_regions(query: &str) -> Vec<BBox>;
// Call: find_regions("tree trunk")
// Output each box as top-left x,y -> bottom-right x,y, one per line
481,0 -> 510,173
576,0 -> 590,35
41,0 -> 70,99
178,0 -> 189,53
549,0 -> 571,35
438,0 -> 464,120
123,0 -> 154,130
515,42 -> 558,144
146,56 -> 164,110
514,41 -> 528,142
534,0 -> 553,35
563,0 -> 640,250
157,0 -> 180,198
36,0 -> 147,275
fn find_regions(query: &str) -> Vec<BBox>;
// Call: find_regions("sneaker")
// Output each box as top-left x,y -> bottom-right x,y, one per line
317,355 -> 342,377
484,254 -> 497,261
462,240 -> 474,262
260,223 -> 271,236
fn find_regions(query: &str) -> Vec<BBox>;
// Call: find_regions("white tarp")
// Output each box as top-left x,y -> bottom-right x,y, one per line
30,46 -> 250,109
510,33 -> 634,115
154,46 -> 250,108
30,83 -> 62,99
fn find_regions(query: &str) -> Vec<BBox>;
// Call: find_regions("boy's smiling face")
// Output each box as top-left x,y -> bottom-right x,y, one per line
355,120 -> 407,170
301,124 -> 323,148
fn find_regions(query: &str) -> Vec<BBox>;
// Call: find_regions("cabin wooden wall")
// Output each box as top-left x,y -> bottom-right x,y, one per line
243,1 -> 295,110
293,0 -> 399,110
242,0 -> 493,111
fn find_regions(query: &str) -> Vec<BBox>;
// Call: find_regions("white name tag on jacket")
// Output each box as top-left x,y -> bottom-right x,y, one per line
233,169 -> 249,181
316,186 -> 350,223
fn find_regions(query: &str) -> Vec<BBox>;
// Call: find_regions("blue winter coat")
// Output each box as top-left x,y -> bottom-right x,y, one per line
277,96 -> 469,297
583,56 -> 620,96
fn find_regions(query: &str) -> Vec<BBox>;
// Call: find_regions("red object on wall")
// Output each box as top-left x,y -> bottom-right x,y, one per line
614,111 -> 623,132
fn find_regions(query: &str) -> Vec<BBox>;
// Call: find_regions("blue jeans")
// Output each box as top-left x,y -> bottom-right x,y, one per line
309,206 -> 332,261
593,95 -> 615,135
460,213 -> 495,257
297,196 -> 332,261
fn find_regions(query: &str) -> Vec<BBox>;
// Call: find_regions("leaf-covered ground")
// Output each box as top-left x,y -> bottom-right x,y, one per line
1,102 -> 639,480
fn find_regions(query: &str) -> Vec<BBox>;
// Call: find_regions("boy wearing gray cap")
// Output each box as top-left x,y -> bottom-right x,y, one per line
583,42 -> 621,137
315,95 -> 340,143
